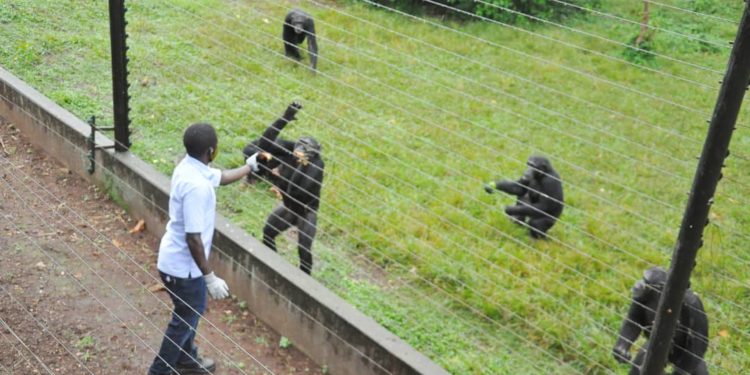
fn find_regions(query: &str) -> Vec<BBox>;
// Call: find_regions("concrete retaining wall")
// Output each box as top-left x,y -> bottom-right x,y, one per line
0,66 -> 448,375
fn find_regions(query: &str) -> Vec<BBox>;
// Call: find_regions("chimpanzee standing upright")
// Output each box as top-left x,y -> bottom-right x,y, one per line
613,266 -> 709,375
283,9 -> 318,71
254,102 -> 324,274
483,155 -> 563,239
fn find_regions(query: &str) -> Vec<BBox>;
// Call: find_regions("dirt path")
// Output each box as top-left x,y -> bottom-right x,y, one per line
0,120 -> 323,375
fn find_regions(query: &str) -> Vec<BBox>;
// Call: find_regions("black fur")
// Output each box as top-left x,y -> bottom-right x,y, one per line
245,102 -> 324,274
613,267 -> 709,375
283,9 -> 318,70
485,155 -> 563,239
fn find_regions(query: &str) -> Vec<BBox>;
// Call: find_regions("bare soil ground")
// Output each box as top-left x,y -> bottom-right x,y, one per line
0,120 -> 324,375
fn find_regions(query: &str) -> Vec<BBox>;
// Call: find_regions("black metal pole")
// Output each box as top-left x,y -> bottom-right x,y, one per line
108,0 -> 130,152
640,2 -> 750,374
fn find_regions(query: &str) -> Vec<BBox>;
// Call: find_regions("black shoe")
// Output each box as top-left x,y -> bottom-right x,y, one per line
174,357 -> 216,374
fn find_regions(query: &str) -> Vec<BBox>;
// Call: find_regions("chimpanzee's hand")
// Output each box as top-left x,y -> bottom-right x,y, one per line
483,182 -> 494,194
283,101 -> 303,121
612,345 -> 631,364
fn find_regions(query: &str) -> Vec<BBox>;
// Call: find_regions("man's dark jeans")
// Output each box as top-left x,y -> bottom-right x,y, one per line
148,271 -> 207,375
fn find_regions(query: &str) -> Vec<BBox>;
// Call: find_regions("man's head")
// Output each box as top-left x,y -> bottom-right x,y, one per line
184,123 -> 218,162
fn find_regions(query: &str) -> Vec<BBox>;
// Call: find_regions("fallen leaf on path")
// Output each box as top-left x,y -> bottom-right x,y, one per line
147,284 -> 165,293
112,239 -> 123,247
35,261 -> 46,270
128,219 -> 146,234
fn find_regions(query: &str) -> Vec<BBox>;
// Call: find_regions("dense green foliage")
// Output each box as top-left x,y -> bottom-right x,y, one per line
2,0 -> 749,373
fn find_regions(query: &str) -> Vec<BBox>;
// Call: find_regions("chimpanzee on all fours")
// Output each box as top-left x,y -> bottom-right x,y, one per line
242,102 -> 324,274
613,266 -> 709,375
283,9 -> 318,71
484,155 -> 564,239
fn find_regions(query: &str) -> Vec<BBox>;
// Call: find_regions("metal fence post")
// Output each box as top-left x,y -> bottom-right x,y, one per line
640,2 -> 750,374
108,0 -> 131,152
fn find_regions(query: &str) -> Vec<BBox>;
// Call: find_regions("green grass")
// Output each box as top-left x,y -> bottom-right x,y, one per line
2,0 -> 750,373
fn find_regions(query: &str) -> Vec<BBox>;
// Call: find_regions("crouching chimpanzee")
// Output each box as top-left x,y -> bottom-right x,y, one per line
483,155 -> 563,239
613,266 -> 709,375
283,9 -> 318,71
246,101 -> 324,274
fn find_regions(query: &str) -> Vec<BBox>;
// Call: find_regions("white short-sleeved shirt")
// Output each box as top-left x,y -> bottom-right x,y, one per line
157,156 -> 222,278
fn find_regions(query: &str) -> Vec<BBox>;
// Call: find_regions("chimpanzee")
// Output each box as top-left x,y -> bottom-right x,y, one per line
613,266 -> 709,375
283,9 -> 318,71
483,155 -> 563,239
252,101 -> 324,274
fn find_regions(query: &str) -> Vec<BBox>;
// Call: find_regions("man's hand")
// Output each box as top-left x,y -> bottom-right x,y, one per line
283,101 -> 303,121
204,272 -> 229,299
483,182 -> 495,194
246,152 -> 261,172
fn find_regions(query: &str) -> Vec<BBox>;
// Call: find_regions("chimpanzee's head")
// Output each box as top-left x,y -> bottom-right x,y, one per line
289,12 -> 306,35
525,155 -> 552,181
632,266 -> 668,301
293,136 -> 321,166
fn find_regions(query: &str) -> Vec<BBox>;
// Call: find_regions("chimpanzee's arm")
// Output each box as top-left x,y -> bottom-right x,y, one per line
495,177 -> 529,196
258,102 -> 301,157
305,19 -> 318,70
612,301 -> 645,363
258,119 -> 290,155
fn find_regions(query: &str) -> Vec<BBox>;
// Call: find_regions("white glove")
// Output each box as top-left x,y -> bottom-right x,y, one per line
245,152 -> 260,172
204,272 -> 229,300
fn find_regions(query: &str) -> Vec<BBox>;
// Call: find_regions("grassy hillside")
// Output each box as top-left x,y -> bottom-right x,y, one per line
2,0 -> 749,373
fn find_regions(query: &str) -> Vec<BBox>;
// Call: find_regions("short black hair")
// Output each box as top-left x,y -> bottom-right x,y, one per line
183,123 -> 217,159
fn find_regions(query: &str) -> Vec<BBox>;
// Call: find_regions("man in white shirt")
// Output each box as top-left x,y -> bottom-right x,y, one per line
148,123 -> 265,375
